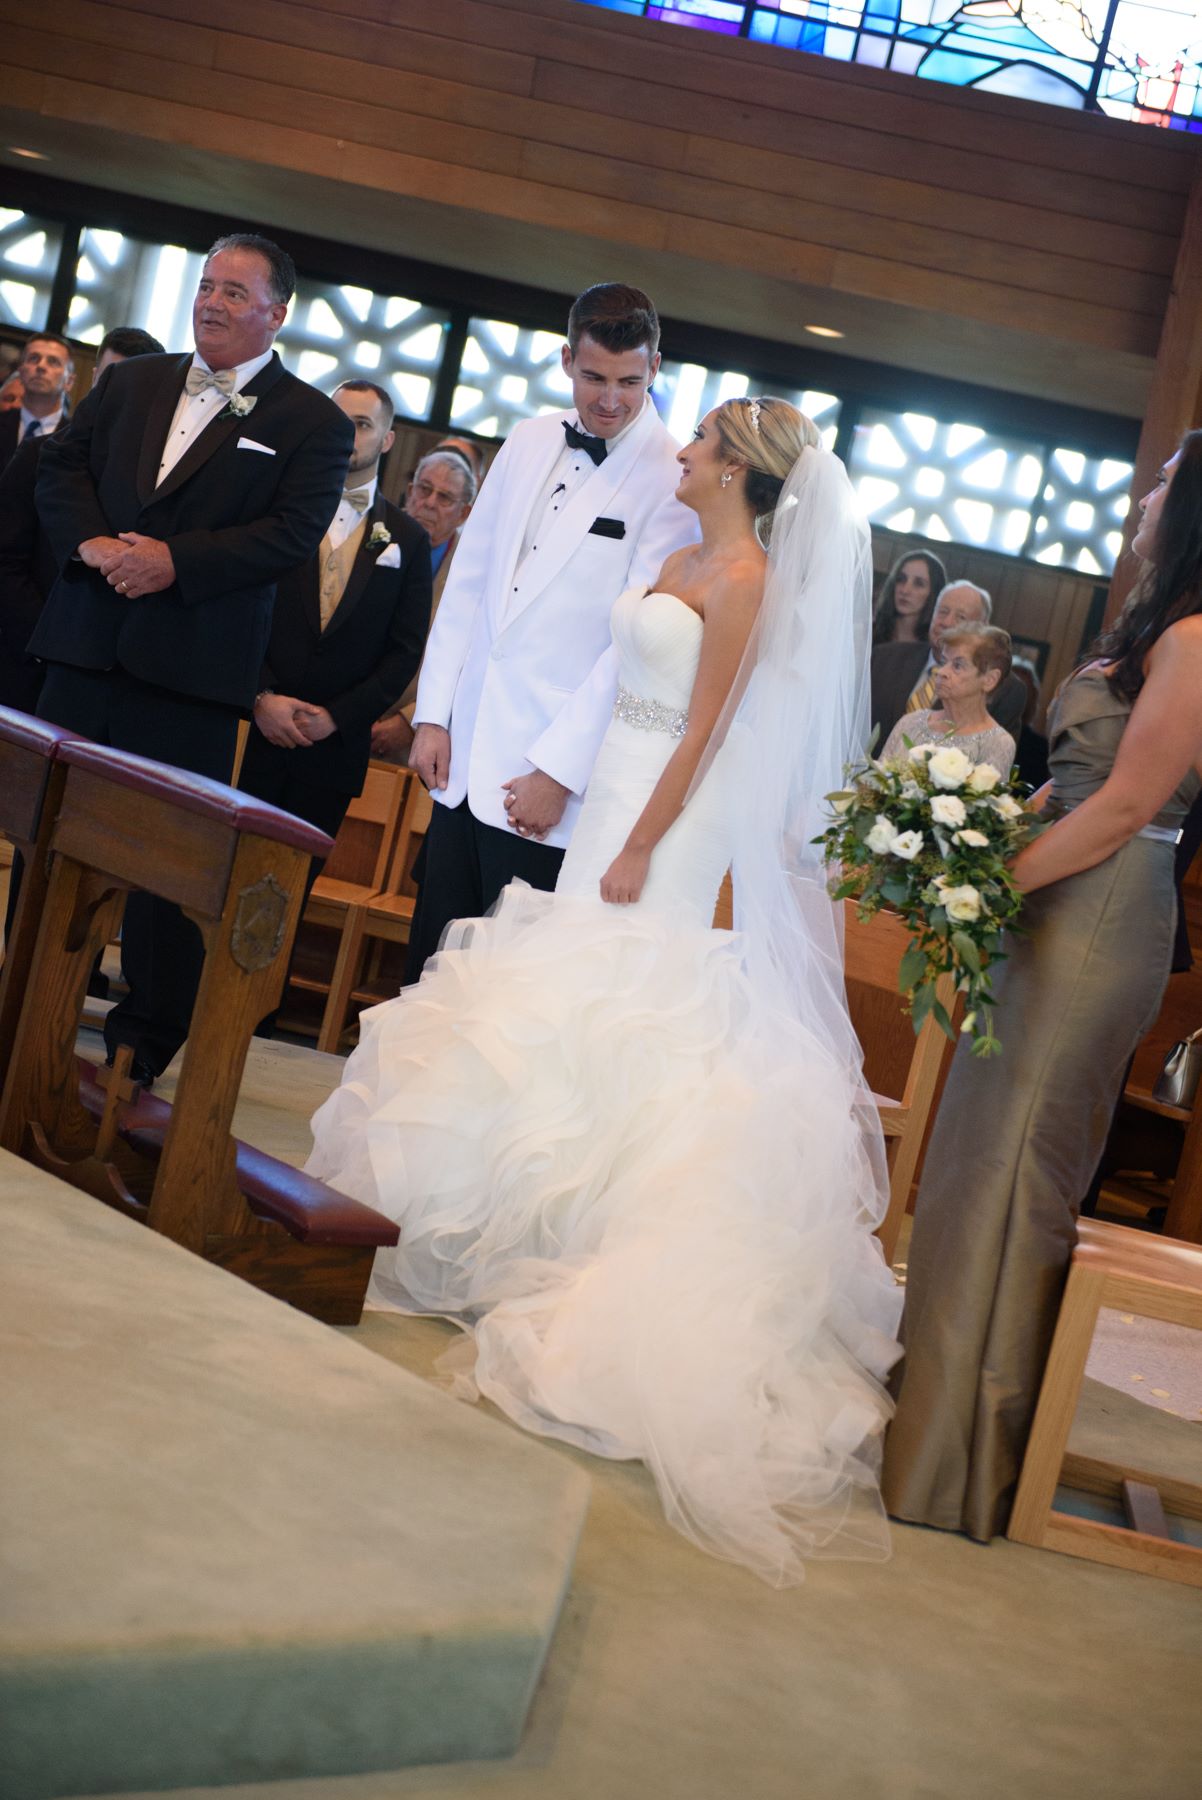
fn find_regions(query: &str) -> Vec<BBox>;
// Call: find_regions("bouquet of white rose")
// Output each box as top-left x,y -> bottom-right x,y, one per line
817,739 -> 1046,1056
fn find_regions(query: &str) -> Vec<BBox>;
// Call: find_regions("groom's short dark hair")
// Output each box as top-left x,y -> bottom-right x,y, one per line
567,284 -> 659,359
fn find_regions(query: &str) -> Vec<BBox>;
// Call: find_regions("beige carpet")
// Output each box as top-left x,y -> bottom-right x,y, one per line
48,1029 -> 1202,1800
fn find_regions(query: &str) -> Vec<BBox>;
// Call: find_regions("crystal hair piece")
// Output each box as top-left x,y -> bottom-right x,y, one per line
747,398 -> 762,433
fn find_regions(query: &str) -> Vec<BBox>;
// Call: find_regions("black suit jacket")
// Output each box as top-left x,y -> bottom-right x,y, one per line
870,640 -> 1027,745
31,351 -> 354,709
241,494 -> 432,794
0,433 -> 58,708
0,408 -> 20,472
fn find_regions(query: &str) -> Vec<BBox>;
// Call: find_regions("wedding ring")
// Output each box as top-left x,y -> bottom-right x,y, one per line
119,580 -> 128,591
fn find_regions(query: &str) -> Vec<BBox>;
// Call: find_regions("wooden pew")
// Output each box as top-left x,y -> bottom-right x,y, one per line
0,738 -> 399,1324
0,708 -> 79,1074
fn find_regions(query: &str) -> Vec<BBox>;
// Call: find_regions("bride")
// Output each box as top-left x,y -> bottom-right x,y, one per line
307,397 -> 902,1585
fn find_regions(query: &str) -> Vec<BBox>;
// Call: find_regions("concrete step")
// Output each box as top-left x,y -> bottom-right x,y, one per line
0,1149 -> 589,1799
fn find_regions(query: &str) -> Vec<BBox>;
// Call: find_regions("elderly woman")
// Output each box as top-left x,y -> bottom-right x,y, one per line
879,624 -> 1016,776
871,548 -> 948,647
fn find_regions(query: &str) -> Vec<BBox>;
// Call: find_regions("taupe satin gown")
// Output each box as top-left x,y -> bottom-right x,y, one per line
881,668 -> 1201,1541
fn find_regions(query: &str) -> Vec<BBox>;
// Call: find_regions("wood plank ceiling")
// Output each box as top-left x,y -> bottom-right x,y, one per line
1,0 -> 1197,414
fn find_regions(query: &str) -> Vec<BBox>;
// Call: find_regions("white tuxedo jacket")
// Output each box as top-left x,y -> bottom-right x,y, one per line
412,403 -> 697,849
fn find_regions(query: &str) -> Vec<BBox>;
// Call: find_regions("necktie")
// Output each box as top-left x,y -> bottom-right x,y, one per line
343,487 -> 372,513
563,420 -> 607,467
21,419 -> 41,441
906,665 -> 938,714
184,365 -> 237,398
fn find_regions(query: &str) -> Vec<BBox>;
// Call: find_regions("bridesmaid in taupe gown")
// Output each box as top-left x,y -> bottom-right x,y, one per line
883,432 -> 1202,1542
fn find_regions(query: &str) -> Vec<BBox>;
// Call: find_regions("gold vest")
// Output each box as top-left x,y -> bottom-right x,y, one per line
318,518 -> 367,631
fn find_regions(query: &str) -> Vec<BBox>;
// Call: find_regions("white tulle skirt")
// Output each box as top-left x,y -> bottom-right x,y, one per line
306,882 -> 902,1585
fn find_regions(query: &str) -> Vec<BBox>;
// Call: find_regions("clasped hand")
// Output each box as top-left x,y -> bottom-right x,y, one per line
254,693 -> 336,749
81,532 -> 176,598
502,770 -> 570,840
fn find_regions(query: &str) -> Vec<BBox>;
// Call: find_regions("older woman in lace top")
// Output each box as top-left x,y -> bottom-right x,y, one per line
880,625 -> 1016,777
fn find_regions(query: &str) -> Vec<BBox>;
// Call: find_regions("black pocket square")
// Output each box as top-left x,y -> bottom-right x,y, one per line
589,516 -> 626,540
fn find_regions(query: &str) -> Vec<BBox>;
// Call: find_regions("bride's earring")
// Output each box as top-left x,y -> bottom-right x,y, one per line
720,470 -> 733,488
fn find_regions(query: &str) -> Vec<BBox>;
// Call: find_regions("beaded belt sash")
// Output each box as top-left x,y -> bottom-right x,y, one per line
613,685 -> 688,739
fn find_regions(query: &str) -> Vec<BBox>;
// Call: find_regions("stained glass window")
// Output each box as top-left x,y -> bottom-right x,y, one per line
1029,449 -> 1134,574
68,230 -> 450,419
449,319 -> 574,437
656,359 -> 841,447
847,406 -> 1132,573
0,211 -> 64,331
577,2 -> 1202,130
447,321 -> 843,446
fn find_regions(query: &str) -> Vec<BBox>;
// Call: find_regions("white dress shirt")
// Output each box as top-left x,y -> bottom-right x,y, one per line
19,405 -> 63,441
156,347 -> 274,485
514,396 -> 649,579
326,476 -> 378,551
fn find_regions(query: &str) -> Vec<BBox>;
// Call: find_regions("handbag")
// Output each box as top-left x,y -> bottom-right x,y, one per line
1152,1027 -> 1202,1110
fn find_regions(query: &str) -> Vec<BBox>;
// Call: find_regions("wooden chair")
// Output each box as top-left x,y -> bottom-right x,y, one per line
842,903 -> 956,1265
0,738 -> 399,1323
1008,1218 -> 1202,1587
280,761 -> 409,1041
0,709 -> 79,1071
315,775 -> 433,1053
713,878 -> 952,1262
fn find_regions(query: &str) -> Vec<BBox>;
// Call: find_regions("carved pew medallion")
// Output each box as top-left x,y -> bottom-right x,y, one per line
0,732 -> 398,1324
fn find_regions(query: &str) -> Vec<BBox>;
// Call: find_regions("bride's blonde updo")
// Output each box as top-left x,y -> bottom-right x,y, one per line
714,397 -> 820,541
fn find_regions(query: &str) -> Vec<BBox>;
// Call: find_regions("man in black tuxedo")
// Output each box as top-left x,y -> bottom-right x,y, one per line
33,233 -> 354,1080
0,333 -> 74,470
0,327 -> 163,711
870,579 -> 1027,747
238,378 -> 432,849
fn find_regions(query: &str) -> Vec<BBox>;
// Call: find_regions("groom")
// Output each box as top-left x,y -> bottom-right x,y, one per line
405,282 -> 697,979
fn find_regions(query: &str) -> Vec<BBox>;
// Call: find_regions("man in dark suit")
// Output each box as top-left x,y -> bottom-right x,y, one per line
0,326 -> 163,711
0,333 -> 75,469
33,233 -> 354,1080
871,579 -> 1026,747
369,445 -> 475,763
238,378 -> 432,848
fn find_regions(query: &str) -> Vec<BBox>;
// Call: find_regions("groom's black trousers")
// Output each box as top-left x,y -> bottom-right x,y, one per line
404,797 -> 564,984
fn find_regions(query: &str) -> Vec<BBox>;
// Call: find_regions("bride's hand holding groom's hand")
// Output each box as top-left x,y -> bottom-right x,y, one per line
502,771 -> 570,839
600,845 -> 651,905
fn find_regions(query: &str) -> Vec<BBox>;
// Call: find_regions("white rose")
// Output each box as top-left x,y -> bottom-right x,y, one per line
930,794 -> 967,828
927,746 -> 974,790
865,816 -> 896,855
890,830 -> 924,862
990,794 -> 1024,821
908,743 -> 937,763
943,884 -> 982,922
953,828 -> 991,848
966,763 -> 1001,794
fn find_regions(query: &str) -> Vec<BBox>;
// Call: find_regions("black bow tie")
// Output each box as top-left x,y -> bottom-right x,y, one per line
563,420 -> 607,466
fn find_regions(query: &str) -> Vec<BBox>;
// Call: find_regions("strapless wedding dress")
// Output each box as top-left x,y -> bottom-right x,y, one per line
308,588 -> 902,1584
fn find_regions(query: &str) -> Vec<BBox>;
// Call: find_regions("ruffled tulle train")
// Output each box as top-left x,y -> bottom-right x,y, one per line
306,882 -> 901,1585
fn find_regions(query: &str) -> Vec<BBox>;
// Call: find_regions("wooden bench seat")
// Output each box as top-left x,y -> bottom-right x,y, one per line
1,736 -> 397,1323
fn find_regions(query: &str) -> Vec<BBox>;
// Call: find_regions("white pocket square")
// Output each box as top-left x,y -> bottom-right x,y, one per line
237,437 -> 275,455
375,543 -> 401,568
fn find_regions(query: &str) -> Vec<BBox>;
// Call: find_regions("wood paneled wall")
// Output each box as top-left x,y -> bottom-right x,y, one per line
3,0 -> 1199,411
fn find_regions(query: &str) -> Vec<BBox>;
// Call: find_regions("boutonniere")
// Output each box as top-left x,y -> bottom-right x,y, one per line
368,521 -> 392,548
222,392 -> 257,420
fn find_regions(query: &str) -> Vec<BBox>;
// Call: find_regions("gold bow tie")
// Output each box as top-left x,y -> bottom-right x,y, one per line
342,487 -> 372,514
184,365 -> 237,398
